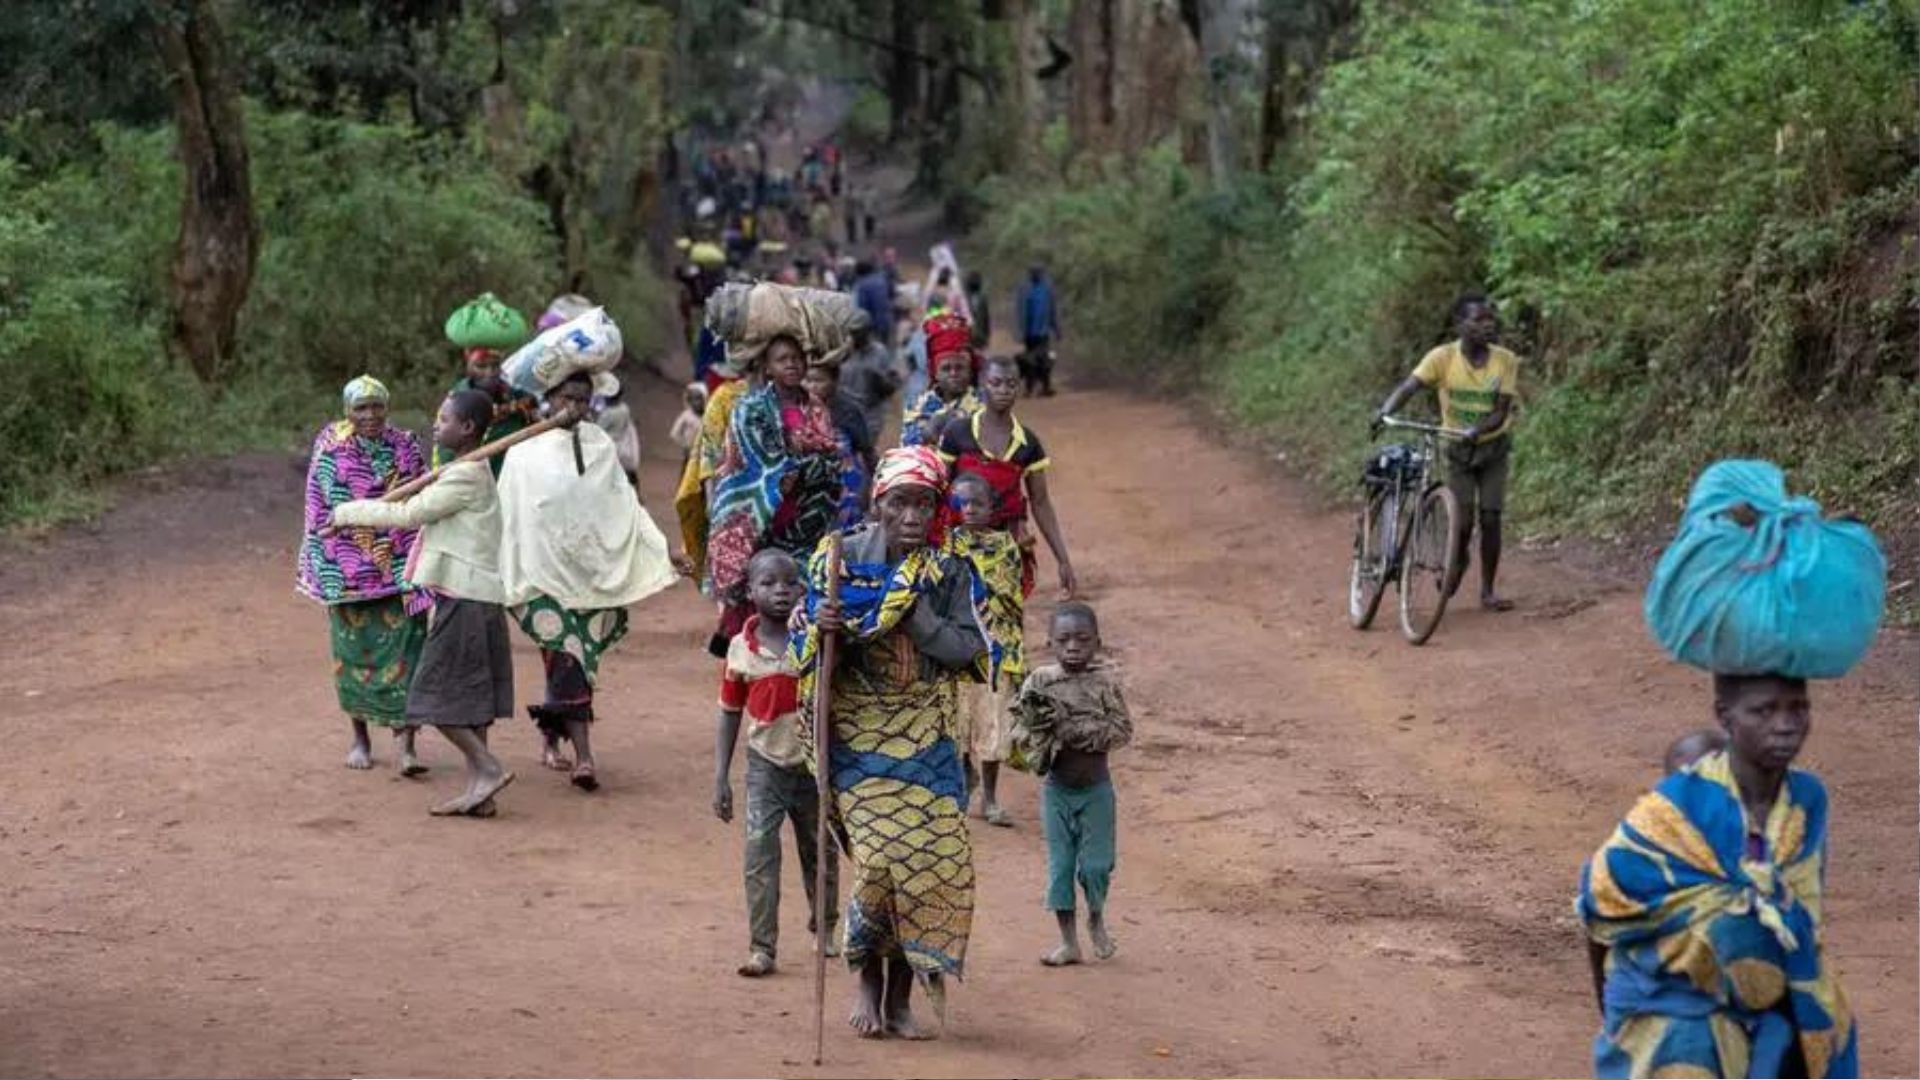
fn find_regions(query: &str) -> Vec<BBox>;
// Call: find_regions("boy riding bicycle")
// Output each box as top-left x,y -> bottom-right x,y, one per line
1375,292 -> 1521,612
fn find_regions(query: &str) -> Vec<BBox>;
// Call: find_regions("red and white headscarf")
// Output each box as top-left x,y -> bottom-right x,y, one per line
872,446 -> 949,502
923,312 -> 977,370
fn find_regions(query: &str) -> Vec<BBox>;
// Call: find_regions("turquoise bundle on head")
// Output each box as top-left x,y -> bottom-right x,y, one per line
1645,459 -> 1885,679
342,374 -> 389,410
444,292 -> 530,350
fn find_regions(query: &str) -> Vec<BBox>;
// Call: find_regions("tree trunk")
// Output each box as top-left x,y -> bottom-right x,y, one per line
888,0 -> 921,140
151,0 -> 257,387
1197,0 -> 1251,184
1066,0 -> 1118,156
1257,1 -> 1287,170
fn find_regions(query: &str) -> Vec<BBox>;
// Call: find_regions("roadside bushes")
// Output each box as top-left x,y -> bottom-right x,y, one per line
983,0 -> 1918,536
0,110 -> 566,525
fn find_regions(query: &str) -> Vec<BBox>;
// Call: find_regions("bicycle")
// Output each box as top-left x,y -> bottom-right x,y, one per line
1347,415 -> 1471,645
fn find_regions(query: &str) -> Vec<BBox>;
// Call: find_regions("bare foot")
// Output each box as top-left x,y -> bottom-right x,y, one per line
1090,925 -> 1117,960
1481,592 -> 1514,612
345,743 -> 373,770
570,762 -> 599,792
885,1010 -> 935,1040
737,951 -> 775,977
849,989 -> 885,1039
1041,943 -> 1082,967
887,991 -> 940,1037
983,804 -> 1013,827
430,771 -> 515,816
541,740 -> 573,772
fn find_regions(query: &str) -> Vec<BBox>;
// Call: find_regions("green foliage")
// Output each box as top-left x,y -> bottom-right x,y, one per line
0,107 -> 568,528
843,86 -> 891,156
987,0 -> 1920,539
982,146 -> 1277,383
242,109 -> 558,387
1,2 -> 677,530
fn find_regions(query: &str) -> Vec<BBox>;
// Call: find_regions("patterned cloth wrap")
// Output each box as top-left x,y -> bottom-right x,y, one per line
789,530 -> 977,980
705,385 -> 843,601
673,376 -> 750,588
943,526 -> 1024,689
1577,750 -> 1857,1078
328,596 -> 427,728
513,595 -> 630,683
297,415 -> 429,616
900,387 -> 983,449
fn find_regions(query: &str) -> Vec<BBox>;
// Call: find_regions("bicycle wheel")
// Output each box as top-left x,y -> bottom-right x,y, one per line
1348,488 -> 1394,629
1398,485 -> 1461,645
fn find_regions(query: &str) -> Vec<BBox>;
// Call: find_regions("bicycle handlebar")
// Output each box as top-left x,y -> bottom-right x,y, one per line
1376,415 -> 1474,440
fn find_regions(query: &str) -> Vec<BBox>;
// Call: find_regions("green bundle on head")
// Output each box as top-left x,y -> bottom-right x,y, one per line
445,293 -> 531,350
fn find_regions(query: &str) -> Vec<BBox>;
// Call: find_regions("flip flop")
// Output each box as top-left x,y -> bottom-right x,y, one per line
400,760 -> 429,778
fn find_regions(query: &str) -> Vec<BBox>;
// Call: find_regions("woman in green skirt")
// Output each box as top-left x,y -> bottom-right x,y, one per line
298,375 -> 432,771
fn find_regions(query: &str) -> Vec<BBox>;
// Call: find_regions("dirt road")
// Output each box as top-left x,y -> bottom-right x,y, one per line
1,367 -> 1913,1077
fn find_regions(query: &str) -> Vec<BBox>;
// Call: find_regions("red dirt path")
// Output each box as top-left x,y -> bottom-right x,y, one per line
1,370 -> 1913,1077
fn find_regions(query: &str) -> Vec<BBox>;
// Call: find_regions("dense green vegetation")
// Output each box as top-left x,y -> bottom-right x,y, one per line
0,0 -> 670,527
985,0 -> 1919,538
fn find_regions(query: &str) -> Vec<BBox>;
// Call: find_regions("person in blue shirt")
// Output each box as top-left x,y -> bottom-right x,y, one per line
1015,264 -> 1062,397
853,260 -> 895,351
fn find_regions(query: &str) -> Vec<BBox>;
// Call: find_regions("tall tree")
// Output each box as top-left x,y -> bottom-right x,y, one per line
888,0 -> 923,139
151,0 -> 258,386
1197,0 -> 1253,183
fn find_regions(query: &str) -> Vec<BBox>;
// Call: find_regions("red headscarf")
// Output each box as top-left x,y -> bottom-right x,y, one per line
924,312 -> 979,377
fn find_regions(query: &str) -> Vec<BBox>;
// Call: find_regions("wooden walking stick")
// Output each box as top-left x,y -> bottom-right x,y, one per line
811,531 -> 844,1067
379,407 -> 578,503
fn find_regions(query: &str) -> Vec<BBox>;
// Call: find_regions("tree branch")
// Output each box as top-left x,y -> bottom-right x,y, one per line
740,1 -> 994,94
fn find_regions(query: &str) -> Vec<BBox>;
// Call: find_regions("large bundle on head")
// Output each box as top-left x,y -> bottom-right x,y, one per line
444,293 -> 530,350
1645,460 -> 1885,679
704,281 -> 861,367
537,293 -> 596,332
501,307 -> 624,396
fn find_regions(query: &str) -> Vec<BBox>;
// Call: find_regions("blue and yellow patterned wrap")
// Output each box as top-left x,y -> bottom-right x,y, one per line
791,532 -> 975,980
1577,751 -> 1856,1078
942,526 -> 1024,690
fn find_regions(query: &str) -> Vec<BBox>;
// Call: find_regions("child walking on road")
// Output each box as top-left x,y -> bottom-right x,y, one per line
1010,602 -> 1131,966
944,472 -> 1027,825
328,389 -> 516,817
713,548 -> 840,977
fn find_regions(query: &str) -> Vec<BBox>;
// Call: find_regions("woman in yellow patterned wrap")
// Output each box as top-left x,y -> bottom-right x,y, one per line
792,445 -> 986,1041
1577,674 -> 1856,1078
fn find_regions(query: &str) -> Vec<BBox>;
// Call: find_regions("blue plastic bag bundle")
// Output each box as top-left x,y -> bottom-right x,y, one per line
1645,460 -> 1885,679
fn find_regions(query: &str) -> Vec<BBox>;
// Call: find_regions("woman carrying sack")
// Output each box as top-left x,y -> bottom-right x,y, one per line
1577,460 -> 1882,1079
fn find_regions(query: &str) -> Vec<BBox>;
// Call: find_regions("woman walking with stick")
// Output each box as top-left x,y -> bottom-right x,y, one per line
792,446 -> 986,1041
